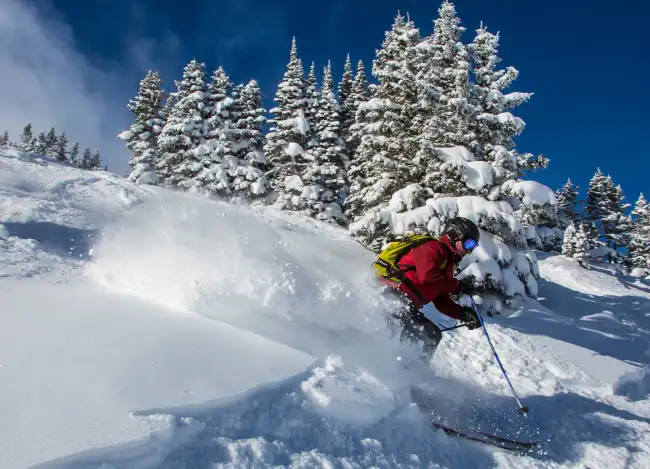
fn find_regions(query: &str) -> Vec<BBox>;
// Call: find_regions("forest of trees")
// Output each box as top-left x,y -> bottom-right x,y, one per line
1,1 -> 641,314
0,123 -> 105,171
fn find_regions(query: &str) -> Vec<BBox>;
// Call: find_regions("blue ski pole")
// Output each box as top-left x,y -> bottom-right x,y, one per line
469,296 -> 529,415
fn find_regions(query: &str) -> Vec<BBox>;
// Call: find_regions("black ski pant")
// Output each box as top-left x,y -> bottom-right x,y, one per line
386,290 -> 443,359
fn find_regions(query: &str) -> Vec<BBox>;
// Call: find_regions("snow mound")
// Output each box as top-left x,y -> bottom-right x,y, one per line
613,368 -> 650,401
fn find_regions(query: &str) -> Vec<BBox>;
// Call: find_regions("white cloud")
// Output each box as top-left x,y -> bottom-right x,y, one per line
0,0 -> 131,174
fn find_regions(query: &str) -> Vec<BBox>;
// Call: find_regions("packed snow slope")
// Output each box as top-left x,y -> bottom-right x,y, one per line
1,149 -> 649,469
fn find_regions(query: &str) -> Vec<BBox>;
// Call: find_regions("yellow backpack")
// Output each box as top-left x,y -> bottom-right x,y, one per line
373,234 -> 445,284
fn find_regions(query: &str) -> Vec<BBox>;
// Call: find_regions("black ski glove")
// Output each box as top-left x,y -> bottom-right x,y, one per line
459,306 -> 481,330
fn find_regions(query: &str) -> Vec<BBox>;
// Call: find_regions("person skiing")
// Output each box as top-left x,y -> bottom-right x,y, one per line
375,217 -> 482,360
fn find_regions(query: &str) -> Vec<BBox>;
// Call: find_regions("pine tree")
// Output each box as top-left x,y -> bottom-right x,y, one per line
337,54 -> 354,145
603,182 -> 632,253
230,79 -> 270,201
90,149 -> 102,170
304,62 -> 320,150
20,123 -> 34,152
586,168 -> 610,236
45,128 -> 57,156
562,222 -> 577,257
467,23 -> 532,159
346,13 -> 422,243
32,131 -> 47,155
54,132 -> 69,162
194,65 -> 235,196
156,59 -> 208,189
307,61 -> 348,225
0,130 -> 9,146
344,59 -> 369,158
556,178 -> 580,228
81,148 -> 92,169
120,70 -> 164,185
628,193 -> 650,271
264,37 -> 311,209
420,1 -> 471,148
70,141 -> 80,166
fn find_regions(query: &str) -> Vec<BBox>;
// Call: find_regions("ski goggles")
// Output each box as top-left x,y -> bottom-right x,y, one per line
463,238 -> 478,251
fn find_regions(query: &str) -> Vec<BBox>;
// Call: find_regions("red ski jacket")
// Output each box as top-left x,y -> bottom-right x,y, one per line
382,235 -> 463,319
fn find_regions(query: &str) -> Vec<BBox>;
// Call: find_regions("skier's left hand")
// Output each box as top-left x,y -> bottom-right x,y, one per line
460,306 -> 481,330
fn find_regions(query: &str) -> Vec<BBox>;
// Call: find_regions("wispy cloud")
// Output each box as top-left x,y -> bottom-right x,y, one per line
0,0 -> 132,173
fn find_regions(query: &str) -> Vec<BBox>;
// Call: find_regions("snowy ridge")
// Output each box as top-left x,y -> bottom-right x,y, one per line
1,152 -> 650,469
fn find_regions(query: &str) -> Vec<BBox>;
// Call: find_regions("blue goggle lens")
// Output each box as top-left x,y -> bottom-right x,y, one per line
463,238 -> 478,251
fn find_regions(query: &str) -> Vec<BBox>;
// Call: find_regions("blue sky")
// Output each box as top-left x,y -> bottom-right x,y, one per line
7,0 -> 648,206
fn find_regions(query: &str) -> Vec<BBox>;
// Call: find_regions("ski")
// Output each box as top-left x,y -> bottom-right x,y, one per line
427,420 -> 538,451
409,387 -> 538,451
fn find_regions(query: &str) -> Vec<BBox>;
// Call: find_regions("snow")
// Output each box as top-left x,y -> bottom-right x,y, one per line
285,141 -> 304,157
501,179 -> 557,206
1,151 -> 650,469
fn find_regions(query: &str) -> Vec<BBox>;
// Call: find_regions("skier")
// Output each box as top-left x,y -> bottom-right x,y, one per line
376,217 -> 482,360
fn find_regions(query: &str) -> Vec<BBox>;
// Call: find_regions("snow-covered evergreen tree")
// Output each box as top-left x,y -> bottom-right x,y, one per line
556,178 -> 580,228
229,79 -> 270,201
562,222 -> 577,257
348,3 -> 556,315
264,37 -> 312,211
628,193 -> 650,272
32,131 -> 47,155
20,124 -> 34,152
45,128 -> 57,156
0,130 -> 9,147
53,132 -> 69,162
304,62 -> 320,151
345,13 -> 422,243
307,61 -> 348,225
81,148 -> 92,169
603,183 -> 632,253
344,59 -> 370,157
90,149 -> 102,170
585,168 -> 610,238
337,54 -> 354,145
196,66 -> 236,196
70,141 -> 80,166
467,23 -> 532,159
420,1 -> 471,148
119,70 -> 164,185
156,59 -> 208,189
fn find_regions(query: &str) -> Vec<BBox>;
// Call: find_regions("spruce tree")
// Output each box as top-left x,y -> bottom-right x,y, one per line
197,66 -> 235,196
45,128 -> 57,156
70,141 -> 80,166
420,1 -> 471,148
90,149 -> 102,170
81,148 -> 92,169
156,59 -> 208,189
32,131 -> 47,155
586,168 -> 610,235
346,13 -> 422,244
264,37 -> 311,209
20,124 -> 34,152
562,222 -> 577,258
308,61 -> 348,225
230,79 -> 270,201
467,23 -> 532,158
304,62 -> 320,150
337,54 -> 354,144
54,132 -> 69,162
120,70 -> 164,185
0,130 -> 9,147
603,182 -> 632,253
556,178 -> 580,228
629,193 -> 650,271
344,59 -> 370,158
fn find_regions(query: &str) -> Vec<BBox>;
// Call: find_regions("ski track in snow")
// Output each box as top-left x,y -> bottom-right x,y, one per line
1,150 -> 650,469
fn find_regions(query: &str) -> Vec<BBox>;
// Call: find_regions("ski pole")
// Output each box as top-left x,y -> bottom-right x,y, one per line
469,296 -> 529,415
439,323 -> 467,333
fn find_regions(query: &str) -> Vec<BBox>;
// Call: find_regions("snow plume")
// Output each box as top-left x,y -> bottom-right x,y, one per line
89,190 -> 412,366
0,0 -> 129,171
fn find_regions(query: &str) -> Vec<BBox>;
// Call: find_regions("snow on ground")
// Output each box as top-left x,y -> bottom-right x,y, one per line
1,150 -> 650,469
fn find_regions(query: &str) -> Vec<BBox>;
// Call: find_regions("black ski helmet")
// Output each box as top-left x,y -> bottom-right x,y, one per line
443,217 -> 480,243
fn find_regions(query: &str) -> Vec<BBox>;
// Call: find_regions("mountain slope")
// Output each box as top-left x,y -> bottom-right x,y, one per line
1,149 -> 649,469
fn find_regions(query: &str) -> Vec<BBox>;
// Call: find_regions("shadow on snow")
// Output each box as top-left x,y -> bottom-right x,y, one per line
3,221 -> 98,261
